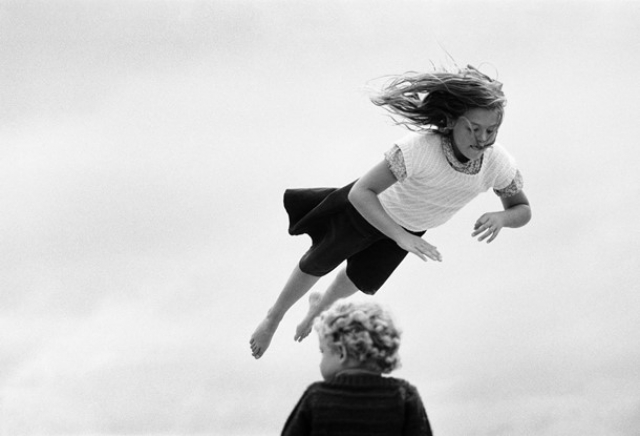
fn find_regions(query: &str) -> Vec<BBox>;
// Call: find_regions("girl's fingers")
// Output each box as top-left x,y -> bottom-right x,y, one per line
478,229 -> 491,241
474,217 -> 488,230
422,246 -> 442,262
413,247 -> 435,262
486,228 -> 500,243
406,238 -> 442,262
476,227 -> 500,243
473,222 -> 497,238
413,250 -> 428,262
473,221 -> 490,233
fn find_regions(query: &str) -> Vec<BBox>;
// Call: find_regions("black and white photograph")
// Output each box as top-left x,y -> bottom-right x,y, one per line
1,1 -> 638,435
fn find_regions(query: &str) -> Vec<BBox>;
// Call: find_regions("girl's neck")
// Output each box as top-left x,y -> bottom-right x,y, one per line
448,135 -> 470,163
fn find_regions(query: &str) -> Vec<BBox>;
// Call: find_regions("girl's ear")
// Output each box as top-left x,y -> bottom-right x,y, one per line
443,115 -> 455,133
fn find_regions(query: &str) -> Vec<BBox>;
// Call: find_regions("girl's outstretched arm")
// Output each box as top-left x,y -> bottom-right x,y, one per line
472,190 -> 531,243
348,160 -> 442,262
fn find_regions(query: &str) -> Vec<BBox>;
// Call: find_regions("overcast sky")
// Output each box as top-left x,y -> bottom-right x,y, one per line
1,1 -> 639,435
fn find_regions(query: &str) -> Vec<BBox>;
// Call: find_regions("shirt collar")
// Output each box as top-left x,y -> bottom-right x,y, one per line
440,134 -> 483,175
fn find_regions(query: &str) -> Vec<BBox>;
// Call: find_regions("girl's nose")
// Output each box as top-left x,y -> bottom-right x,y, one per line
476,131 -> 488,143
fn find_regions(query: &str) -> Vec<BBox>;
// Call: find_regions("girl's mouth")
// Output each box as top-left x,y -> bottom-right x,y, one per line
470,142 -> 492,151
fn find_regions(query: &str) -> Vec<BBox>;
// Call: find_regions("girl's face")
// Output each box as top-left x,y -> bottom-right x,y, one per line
318,336 -> 345,381
450,108 -> 501,162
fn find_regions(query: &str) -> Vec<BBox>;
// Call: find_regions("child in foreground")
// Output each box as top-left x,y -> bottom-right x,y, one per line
281,299 -> 433,436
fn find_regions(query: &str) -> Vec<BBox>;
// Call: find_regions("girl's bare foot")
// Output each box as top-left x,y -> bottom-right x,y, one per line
294,292 -> 322,342
250,317 -> 279,359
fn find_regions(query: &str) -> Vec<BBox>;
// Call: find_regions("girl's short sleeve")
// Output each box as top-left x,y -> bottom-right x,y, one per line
384,145 -> 407,182
489,144 -> 523,198
384,133 -> 432,182
494,169 -> 524,198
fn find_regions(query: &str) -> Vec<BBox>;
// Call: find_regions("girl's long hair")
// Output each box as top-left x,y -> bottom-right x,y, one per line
370,65 -> 506,132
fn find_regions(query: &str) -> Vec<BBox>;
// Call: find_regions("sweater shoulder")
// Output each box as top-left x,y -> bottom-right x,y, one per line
485,142 -> 516,167
394,131 -> 445,178
387,377 -> 419,393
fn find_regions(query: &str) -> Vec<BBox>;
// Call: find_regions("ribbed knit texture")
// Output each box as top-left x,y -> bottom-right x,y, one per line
379,131 -> 518,232
281,374 -> 432,436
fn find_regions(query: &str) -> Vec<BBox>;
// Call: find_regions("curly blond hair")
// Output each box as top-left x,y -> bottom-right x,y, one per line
370,64 -> 506,132
314,299 -> 402,374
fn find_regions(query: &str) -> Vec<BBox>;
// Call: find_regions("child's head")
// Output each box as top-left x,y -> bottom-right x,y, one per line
314,299 -> 401,380
371,64 -> 506,133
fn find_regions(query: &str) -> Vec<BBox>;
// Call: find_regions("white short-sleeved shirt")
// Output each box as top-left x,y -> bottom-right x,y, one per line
378,131 -> 523,232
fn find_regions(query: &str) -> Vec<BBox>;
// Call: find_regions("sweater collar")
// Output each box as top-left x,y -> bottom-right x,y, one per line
329,373 -> 398,387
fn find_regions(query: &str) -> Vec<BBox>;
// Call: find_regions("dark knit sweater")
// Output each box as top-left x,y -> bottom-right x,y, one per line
281,374 -> 433,436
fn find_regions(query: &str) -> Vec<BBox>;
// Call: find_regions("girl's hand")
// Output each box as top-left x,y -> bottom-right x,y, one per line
472,212 -> 506,243
396,233 -> 442,262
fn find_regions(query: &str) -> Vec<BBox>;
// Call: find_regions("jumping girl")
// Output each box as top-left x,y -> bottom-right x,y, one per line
250,64 -> 532,359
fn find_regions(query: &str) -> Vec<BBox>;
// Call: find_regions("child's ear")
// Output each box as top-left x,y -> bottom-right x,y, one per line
338,345 -> 348,362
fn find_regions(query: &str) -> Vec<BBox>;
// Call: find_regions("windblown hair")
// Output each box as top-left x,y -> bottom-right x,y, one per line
370,64 -> 506,132
314,299 -> 402,374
